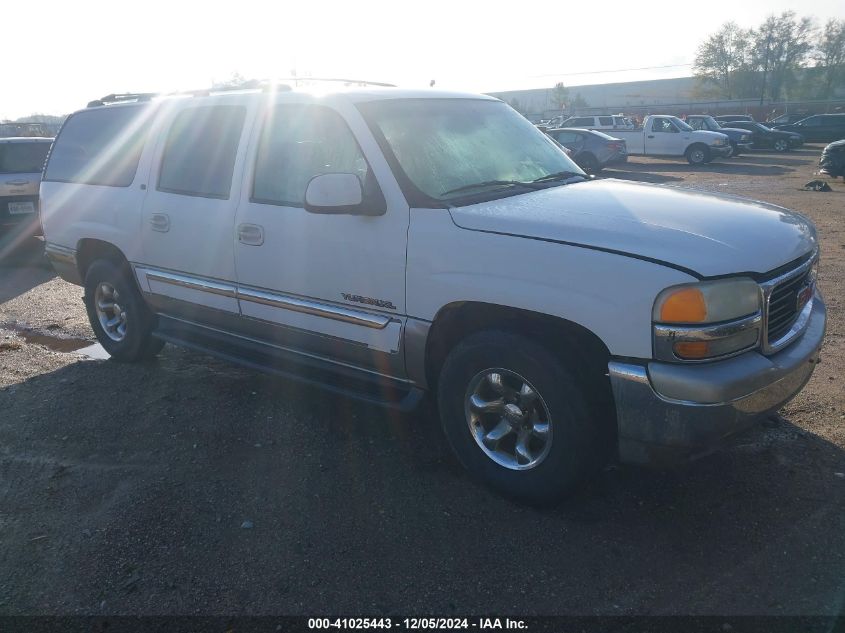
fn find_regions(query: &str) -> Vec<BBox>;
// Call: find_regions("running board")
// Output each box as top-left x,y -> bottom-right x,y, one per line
153,316 -> 424,412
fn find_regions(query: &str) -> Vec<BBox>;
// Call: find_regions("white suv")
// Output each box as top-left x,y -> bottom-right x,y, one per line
41,86 -> 826,503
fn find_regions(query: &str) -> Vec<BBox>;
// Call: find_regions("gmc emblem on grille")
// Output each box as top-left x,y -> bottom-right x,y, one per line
796,283 -> 813,312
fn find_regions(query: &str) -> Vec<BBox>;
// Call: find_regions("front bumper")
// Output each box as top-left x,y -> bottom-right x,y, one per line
709,145 -> 733,159
608,292 -> 826,465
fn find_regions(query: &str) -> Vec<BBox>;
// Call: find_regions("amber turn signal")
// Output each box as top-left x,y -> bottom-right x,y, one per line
673,341 -> 710,359
659,287 -> 707,323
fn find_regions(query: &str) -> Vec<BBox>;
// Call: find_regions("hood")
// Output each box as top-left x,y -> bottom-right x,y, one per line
770,128 -> 803,138
717,126 -> 750,138
691,130 -> 728,143
449,179 -> 817,278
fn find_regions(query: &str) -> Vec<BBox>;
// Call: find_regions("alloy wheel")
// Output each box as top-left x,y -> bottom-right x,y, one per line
464,368 -> 553,470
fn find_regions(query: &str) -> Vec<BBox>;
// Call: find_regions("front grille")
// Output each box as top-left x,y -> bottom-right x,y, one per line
767,268 -> 811,343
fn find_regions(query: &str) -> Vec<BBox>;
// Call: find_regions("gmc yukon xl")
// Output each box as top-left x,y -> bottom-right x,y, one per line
40,87 -> 826,503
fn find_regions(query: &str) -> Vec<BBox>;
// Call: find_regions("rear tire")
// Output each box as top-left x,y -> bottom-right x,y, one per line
685,144 -> 709,165
774,139 -> 789,152
437,330 -> 607,504
83,260 -> 164,362
578,153 -> 601,174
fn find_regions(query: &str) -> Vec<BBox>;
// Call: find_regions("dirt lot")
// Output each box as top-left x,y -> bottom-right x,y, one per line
0,147 -> 843,616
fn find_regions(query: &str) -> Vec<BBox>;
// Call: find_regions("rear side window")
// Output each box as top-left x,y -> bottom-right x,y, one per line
158,105 -> 246,199
252,104 -> 369,207
44,106 -> 151,186
0,142 -> 50,174
552,131 -> 580,144
598,117 -> 613,126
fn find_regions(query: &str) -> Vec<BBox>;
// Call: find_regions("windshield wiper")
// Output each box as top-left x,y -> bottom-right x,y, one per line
441,180 -> 541,196
531,170 -> 587,183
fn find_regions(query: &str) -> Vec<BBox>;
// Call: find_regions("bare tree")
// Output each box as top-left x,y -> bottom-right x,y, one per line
693,22 -> 751,99
751,12 -> 815,102
814,19 -> 845,99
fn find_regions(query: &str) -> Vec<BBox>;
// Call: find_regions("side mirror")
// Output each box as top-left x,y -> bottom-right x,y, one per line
304,173 -> 362,214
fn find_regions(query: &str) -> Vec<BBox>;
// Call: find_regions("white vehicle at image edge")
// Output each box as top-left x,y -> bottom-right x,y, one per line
40,87 -> 825,503
609,115 -> 732,164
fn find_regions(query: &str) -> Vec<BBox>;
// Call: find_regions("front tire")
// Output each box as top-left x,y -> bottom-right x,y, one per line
685,144 -> 709,165
437,330 -> 607,504
83,260 -> 164,362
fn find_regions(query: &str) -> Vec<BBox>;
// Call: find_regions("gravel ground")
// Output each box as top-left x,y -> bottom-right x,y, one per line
0,148 -> 843,616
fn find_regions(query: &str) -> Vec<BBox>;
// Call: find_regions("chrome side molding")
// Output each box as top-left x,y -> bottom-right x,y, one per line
137,266 -> 392,330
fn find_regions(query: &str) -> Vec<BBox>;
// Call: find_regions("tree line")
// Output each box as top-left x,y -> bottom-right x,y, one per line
694,13 -> 845,102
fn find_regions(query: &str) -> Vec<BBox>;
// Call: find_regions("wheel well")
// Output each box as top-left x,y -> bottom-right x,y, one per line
426,302 -> 611,389
76,239 -> 130,280
686,142 -> 709,154
425,302 -> 617,446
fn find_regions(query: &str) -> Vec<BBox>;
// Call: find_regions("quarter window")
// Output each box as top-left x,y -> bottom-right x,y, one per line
252,104 -> 369,207
158,105 -> 246,199
44,106 -> 152,187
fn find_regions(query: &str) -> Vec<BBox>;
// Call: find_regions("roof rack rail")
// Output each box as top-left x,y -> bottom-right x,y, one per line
269,77 -> 396,88
87,93 -> 158,108
85,78 -> 396,108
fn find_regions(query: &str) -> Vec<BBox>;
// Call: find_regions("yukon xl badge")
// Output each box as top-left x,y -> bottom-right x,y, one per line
342,293 -> 397,310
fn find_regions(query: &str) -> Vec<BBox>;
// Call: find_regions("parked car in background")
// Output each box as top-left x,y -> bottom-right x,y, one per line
545,128 -> 627,173
605,115 -> 731,165
773,114 -> 845,144
40,87 -> 825,503
727,122 -> 804,152
684,115 -> 753,156
714,114 -> 754,123
0,137 -> 52,251
558,115 -> 634,130
766,112 -> 812,126
819,139 -> 845,179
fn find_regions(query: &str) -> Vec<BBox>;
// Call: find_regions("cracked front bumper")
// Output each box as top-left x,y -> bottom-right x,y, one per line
608,293 -> 826,465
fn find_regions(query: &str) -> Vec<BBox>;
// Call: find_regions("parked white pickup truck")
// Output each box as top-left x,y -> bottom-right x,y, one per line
40,87 -> 825,503
610,115 -> 732,164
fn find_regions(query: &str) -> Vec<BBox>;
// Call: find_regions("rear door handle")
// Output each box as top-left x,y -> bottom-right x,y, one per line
5,179 -> 29,186
237,223 -> 264,246
647,135 -> 655,139
149,213 -> 170,233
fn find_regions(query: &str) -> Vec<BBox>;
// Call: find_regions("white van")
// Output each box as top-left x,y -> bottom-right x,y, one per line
40,86 -> 825,502
558,115 -> 634,130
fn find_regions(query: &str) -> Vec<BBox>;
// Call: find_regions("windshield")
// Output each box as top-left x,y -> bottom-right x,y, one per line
0,142 -> 51,174
358,99 -> 584,204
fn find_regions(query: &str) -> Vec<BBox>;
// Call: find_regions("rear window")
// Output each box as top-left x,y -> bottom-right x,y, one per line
0,142 -> 50,174
45,106 -> 151,187
157,105 -> 245,199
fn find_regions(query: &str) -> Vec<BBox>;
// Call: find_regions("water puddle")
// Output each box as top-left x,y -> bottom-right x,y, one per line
1,322 -> 108,359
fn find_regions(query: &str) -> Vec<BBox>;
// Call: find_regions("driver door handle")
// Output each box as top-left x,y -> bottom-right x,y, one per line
149,213 -> 170,232
647,135 -> 655,138
237,223 -> 264,246
5,179 -> 29,186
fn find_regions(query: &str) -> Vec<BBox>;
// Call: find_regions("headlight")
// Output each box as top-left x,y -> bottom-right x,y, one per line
742,135 -> 751,141
713,138 -> 726,145
653,278 -> 762,361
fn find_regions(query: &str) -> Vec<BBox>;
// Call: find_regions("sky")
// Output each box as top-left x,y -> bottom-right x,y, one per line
2,0 -> 843,121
